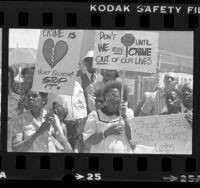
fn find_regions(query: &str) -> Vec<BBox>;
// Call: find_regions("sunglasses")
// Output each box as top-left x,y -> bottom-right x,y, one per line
27,92 -> 48,99
105,93 -> 120,99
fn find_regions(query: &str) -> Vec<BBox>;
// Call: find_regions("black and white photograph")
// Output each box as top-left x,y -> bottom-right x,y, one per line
7,29 -> 193,154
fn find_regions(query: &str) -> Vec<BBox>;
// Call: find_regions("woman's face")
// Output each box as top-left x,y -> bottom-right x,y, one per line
165,91 -> 181,111
102,69 -> 116,81
26,90 -> 46,110
85,58 -> 96,74
105,88 -> 121,109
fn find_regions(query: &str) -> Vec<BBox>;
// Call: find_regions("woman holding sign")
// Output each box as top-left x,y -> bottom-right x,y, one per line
83,80 -> 134,153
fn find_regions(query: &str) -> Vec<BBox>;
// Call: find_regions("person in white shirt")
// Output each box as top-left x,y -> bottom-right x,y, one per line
46,80 -> 87,152
11,90 -> 72,153
83,80 -> 135,153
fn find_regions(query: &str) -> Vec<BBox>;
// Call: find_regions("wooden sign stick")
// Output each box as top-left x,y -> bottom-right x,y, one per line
119,69 -> 125,124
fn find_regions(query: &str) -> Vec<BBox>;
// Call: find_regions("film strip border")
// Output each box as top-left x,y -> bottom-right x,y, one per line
0,2 -> 200,182
0,3 -> 199,28
0,154 -> 199,181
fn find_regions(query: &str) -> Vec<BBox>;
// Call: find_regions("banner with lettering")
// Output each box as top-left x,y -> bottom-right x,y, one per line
32,29 -> 83,95
93,30 -> 159,73
130,114 -> 192,154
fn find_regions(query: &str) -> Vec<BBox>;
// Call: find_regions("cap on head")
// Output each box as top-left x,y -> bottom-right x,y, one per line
83,50 -> 94,60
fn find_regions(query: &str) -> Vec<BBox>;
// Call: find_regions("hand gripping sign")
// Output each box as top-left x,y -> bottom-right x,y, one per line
130,113 -> 192,154
93,30 -> 159,73
32,30 -> 83,95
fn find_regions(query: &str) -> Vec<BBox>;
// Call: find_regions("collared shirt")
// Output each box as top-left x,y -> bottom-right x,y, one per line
86,71 -> 102,84
46,81 -> 87,121
11,109 -> 57,152
141,88 -> 166,115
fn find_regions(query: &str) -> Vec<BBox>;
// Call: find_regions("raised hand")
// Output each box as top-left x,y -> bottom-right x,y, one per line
36,119 -> 52,136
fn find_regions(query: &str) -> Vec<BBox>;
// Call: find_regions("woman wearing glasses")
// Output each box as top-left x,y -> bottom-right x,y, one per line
83,80 -> 134,153
11,89 -> 72,153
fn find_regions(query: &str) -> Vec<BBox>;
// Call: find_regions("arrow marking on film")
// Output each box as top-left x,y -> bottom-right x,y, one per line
163,175 -> 178,182
75,174 -> 84,180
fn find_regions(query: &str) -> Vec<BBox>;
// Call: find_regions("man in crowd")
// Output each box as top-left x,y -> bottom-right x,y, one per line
79,50 -> 102,114
139,72 -> 178,116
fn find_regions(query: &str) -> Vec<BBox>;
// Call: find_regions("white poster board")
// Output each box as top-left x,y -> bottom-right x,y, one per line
32,29 -> 83,95
93,30 -> 159,73
130,114 -> 192,154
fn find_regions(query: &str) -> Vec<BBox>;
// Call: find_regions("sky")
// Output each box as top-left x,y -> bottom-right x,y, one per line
8,29 -> 193,58
9,29 -> 40,49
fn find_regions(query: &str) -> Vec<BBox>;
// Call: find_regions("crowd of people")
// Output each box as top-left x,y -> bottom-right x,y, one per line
7,50 -> 193,153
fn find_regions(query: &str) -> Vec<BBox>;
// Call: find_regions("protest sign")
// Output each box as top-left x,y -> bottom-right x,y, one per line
130,113 -> 192,154
93,30 -> 159,73
32,29 -> 83,95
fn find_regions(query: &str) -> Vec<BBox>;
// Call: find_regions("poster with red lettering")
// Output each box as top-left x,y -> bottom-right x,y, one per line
32,29 -> 83,95
93,30 -> 159,73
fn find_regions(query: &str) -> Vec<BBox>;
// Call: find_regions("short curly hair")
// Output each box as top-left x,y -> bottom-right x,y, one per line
102,80 -> 129,101
166,88 -> 182,100
182,82 -> 193,91
101,69 -> 119,80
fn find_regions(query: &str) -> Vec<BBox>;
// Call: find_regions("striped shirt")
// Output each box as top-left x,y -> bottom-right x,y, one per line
141,88 -> 166,115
